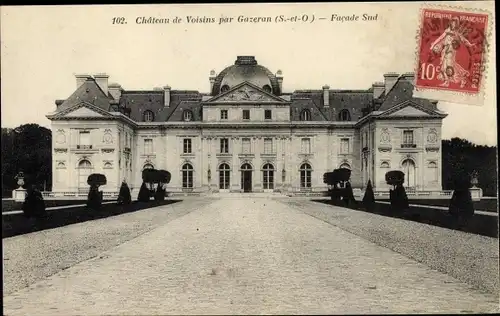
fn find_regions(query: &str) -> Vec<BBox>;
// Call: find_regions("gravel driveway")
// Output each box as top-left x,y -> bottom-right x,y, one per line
3,197 -> 498,315
3,198 -> 214,295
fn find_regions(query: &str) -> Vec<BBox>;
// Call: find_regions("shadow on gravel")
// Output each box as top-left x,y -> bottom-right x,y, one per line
2,200 -> 182,239
311,200 -> 498,238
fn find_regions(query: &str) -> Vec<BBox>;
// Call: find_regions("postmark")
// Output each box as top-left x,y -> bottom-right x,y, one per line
413,7 -> 492,106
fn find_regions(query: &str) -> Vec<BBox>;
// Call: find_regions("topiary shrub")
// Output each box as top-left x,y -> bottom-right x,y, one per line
117,181 -> 132,205
362,180 -> 376,212
154,184 -> 166,201
87,186 -> 102,210
449,177 -> 474,219
385,170 -> 409,212
341,181 -> 356,208
137,182 -> 151,202
22,185 -> 47,219
86,173 -> 106,210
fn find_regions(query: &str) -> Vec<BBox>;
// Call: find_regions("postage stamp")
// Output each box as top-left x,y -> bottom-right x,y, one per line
413,7 -> 492,105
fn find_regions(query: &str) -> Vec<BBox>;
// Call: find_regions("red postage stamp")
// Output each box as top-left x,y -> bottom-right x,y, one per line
414,8 -> 490,101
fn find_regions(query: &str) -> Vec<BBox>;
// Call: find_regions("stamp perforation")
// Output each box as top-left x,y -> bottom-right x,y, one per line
412,3 -> 494,105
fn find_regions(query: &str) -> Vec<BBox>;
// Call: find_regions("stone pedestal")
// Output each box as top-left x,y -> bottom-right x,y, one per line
13,189 -> 26,202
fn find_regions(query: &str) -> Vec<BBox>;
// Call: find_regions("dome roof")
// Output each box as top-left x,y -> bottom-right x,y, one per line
211,56 -> 281,95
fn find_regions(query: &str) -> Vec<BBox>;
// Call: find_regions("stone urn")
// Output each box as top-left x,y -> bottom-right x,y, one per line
470,171 -> 479,188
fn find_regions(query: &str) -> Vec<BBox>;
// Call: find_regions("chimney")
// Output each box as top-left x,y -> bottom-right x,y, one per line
209,70 -> 216,92
401,72 -> 415,83
383,72 -> 399,93
322,85 -> 330,107
163,85 -> 171,107
75,74 -> 91,88
94,73 -> 109,96
276,70 -> 283,93
372,82 -> 385,99
108,83 -> 122,101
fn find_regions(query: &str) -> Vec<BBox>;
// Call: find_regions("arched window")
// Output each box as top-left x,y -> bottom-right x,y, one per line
218,163 -> 230,190
221,85 -> 230,93
299,163 -> 312,189
300,109 -> 311,121
143,110 -> 154,122
338,109 -> 351,121
262,85 -> 272,93
402,159 -> 416,188
78,159 -> 92,190
262,163 -> 275,190
182,163 -> 194,188
339,163 -> 351,170
183,110 -> 193,122
143,163 -> 154,170
104,162 -> 113,169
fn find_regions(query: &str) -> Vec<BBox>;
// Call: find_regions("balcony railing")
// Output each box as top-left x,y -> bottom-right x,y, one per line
77,145 -> 92,150
401,143 -> 417,148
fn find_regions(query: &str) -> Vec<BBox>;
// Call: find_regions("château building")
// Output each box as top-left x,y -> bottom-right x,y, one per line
46,56 -> 447,197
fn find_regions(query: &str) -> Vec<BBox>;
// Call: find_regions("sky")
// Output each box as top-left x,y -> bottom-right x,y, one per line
1,2 -> 497,146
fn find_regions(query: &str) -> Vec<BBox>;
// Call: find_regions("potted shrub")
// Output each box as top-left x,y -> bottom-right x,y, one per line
117,181 -> 132,205
362,180 -> 376,212
385,170 -> 409,212
87,173 -> 106,210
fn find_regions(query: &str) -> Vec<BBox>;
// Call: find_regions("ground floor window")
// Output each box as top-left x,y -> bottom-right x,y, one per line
262,163 -> 274,189
219,163 -> 230,189
300,163 -> 312,188
182,163 -> 193,188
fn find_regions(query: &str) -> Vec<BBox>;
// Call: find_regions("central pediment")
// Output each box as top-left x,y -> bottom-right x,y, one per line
204,81 -> 288,104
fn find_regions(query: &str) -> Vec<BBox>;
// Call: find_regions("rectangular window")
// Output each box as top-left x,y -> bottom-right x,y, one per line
144,139 -> 153,155
78,131 -> 91,146
220,138 -> 229,153
242,138 -> 251,154
340,138 -> 350,154
183,138 -> 192,154
264,109 -> 272,120
264,138 -> 273,154
242,110 -> 250,120
403,130 -> 414,144
221,109 -> 228,120
301,138 -> 311,154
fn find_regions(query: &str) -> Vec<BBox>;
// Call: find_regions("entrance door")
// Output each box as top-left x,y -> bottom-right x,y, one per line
241,163 -> 252,193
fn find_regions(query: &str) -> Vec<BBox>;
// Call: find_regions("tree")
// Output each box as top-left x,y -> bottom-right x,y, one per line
385,170 -> 409,212
362,180 -> 376,211
2,124 -> 52,197
117,181 -> 132,205
442,137 -> 497,196
87,173 -> 106,210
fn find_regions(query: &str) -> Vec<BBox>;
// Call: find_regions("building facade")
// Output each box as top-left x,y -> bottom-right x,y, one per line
47,56 -> 447,196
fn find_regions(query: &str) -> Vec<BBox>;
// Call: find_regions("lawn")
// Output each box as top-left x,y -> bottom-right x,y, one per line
313,199 -> 498,238
2,200 -> 94,213
2,199 -> 181,239
377,198 -> 498,212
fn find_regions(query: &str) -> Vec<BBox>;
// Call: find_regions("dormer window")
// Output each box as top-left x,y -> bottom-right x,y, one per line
262,85 -> 272,93
338,109 -> 351,121
143,110 -> 154,122
300,109 -> 311,121
183,110 -> 193,122
221,85 -> 230,93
